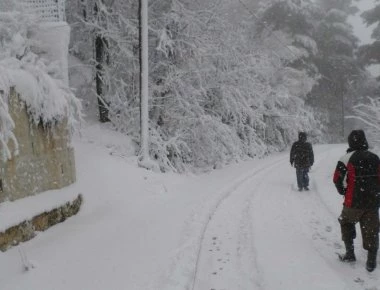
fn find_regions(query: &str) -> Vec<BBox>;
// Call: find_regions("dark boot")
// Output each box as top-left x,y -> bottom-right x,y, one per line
366,250 -> 377,272
340,241 -> 356,262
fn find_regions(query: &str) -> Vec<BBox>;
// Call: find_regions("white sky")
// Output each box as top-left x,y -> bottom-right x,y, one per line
349,0 -> 376,44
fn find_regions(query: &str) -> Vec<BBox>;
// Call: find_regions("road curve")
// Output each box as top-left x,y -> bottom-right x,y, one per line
193,145 -> 380,290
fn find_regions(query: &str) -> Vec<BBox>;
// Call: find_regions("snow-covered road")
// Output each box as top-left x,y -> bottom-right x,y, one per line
193,157 -> 286,290
191,145 -> 380,290
1,127 -> 379,290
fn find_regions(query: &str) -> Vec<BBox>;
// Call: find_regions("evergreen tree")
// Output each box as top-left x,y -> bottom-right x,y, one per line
359,3 -> 380,66
308,0 -> 362,141
257,0 -> 319,75
254,0 -> 322,145
349,2 -> 380,143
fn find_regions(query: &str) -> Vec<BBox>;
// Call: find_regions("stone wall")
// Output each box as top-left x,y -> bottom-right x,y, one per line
0,88 -> 76,202
0,194 -> 82,252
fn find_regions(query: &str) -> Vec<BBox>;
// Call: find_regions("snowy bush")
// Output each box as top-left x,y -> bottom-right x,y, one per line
348,97 -> 380,147
66,0 -> 323,172
0,7 -> 82,161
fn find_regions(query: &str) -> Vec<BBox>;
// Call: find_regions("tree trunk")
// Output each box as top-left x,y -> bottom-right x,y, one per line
94,2 -> 109,123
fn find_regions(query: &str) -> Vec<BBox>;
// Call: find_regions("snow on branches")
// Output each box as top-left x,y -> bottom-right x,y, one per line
0,8 -> 82,161
66,0 -> 322,172
348,97 -> 380,146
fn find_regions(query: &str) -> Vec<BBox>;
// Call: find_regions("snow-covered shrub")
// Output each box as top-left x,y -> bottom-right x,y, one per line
348,97 -> 380,147
0,6 -> 82,161
66,0 -> 323,172
144,1 -> 322,171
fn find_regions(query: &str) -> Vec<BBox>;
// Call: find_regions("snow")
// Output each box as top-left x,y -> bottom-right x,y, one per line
23,0 -> 66,22
0,187 -> 79,233
31,21 -> 71,85
0,10 -> 82,160
294,34 -> 318,56
0,123 -> 379,290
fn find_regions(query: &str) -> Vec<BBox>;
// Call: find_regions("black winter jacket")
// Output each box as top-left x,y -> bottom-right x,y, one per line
290,133 -> 314,168
333,130 -> 380,209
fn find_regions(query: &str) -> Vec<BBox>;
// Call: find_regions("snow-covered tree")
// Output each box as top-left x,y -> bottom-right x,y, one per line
253,0 -> 322,144
65,0 -> 323,172
359,3 -> 380,66
308,0 -> 363,141
348,97 -> 380,147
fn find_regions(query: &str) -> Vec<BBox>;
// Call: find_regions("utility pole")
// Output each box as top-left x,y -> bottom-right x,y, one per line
138,0 -> 151,167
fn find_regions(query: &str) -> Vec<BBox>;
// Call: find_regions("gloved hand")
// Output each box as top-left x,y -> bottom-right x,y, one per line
338,188 -> 346,196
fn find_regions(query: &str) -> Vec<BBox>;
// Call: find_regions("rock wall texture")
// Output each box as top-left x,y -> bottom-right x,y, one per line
0,194 -> 82,252
0,88 -> 76,202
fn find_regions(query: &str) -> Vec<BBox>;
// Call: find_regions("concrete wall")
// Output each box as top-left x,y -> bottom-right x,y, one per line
0,88 -> 76,202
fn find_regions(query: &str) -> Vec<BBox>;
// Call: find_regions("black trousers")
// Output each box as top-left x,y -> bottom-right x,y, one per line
296,167 -> 309,189
339,207 -> 379,251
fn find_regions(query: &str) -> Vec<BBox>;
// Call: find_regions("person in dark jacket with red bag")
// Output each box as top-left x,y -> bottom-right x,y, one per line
290,132 -> 314,191
333,130 -> 380,272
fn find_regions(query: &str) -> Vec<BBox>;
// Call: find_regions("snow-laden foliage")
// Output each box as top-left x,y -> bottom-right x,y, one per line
332,22 -> 354,36
326,9 -> 348,22
260,0 -> 371,143
348,97 -> 380,146
260,30 -> 307,62
318,0 -> 359,15
305,0 -> 363,141
67,0 -> 323,172
362,4 -> 380,27
294,35 -> 318,56
145,1 -> 321,171
0,7 -> 82,160
360,4 -> 380,65
0,93 -> 17,161
67,0 -> 139,124
266,0 -> 315,14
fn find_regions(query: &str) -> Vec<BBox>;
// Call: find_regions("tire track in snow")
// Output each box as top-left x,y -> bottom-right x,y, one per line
250,146 -> 355,290
190,147 -> 337,290
249,145 -> 379,290
301,147 -> 380,290
191,156 -> 287,290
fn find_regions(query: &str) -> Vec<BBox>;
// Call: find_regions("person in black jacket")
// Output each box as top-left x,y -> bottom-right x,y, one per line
333,130 -> 380,272
290,132 -> 314,191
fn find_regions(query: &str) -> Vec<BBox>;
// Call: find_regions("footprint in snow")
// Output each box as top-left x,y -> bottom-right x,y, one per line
334,242 -> 342,249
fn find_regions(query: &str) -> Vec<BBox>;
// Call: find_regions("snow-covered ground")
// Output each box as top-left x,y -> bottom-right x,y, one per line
0,123 -> 379,290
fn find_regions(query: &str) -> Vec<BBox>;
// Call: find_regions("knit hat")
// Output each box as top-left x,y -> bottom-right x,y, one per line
298,132 -> 307,142
348,130 -> 368,151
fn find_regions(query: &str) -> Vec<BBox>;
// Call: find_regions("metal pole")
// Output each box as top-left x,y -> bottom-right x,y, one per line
139,0 -> 149,160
